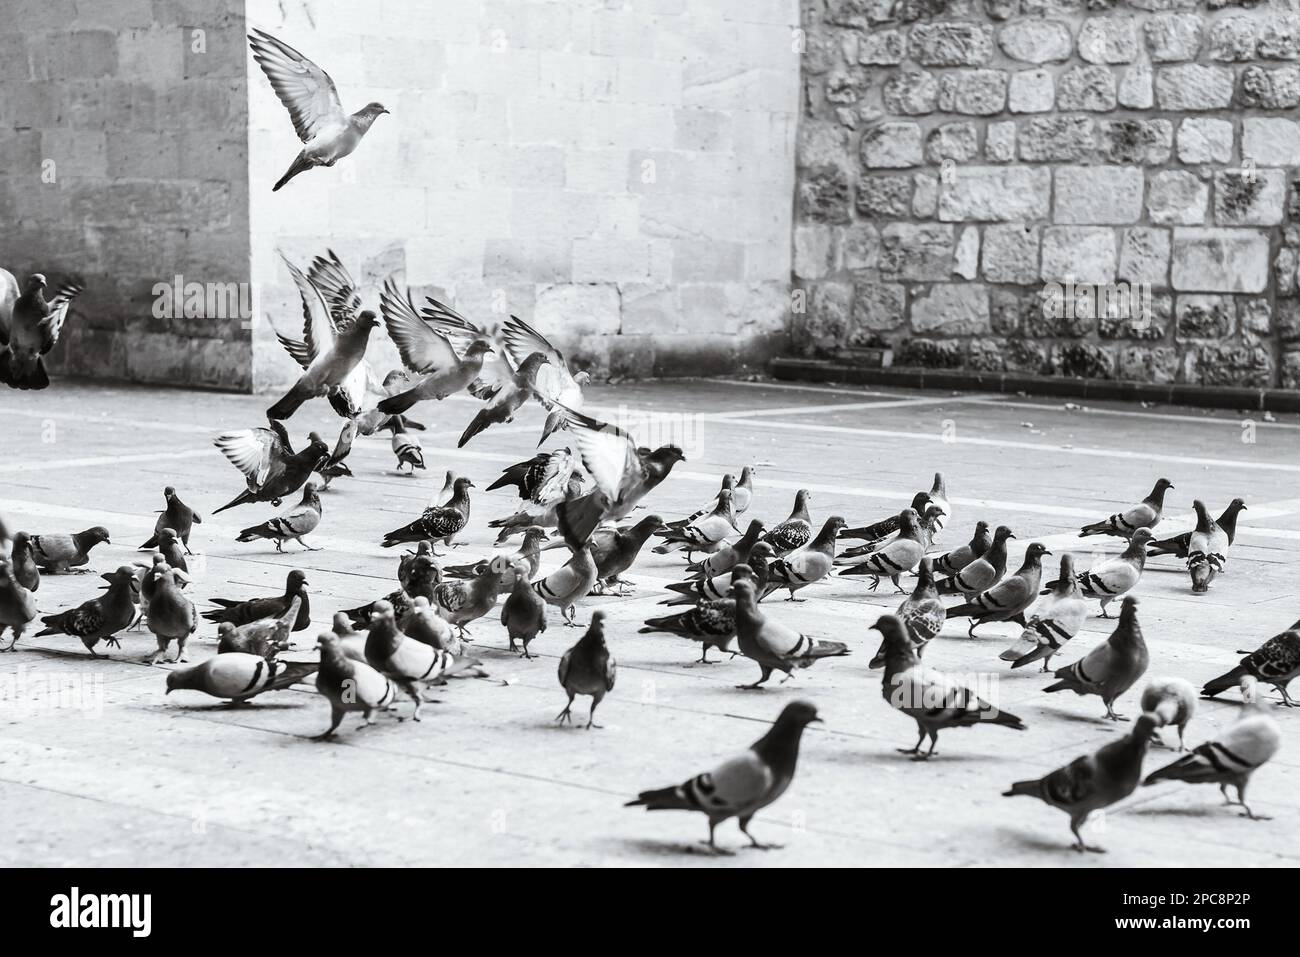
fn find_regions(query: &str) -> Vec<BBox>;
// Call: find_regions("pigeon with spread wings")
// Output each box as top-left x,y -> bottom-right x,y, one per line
248,28 -> 389,191
550,403 -> 685,545
499,314 -> 591,445
213,419 -> 329,513
377,295 -> 494,416
0,273 -> 83,391
266,252 -> 378,421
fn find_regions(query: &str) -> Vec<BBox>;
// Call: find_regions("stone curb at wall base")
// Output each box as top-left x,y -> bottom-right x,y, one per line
769,357 -> 1300,414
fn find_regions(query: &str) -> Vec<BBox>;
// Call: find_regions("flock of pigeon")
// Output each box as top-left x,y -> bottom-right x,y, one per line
0,28 -> 1294,859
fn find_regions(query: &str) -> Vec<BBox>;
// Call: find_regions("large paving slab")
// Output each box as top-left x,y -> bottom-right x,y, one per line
0,378 -> 1298,866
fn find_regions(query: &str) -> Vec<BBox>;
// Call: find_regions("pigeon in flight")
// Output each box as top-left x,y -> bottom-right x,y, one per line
248,29 -> 389,191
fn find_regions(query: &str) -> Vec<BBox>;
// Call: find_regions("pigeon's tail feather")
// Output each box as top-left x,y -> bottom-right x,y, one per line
1201,665 -> 1247,698
458,410 -> 491,448
138,535 -> 160,550
0,350 -> 48,390
557,490 -> 605,548
272,152 -> 313,191
35,612 -> 69,637
945,601 -> 977,620
538,409 -> 565,446
1010,644 -> 1052,669
624,785 -> 693,811
266,382 -> 309,421
1143,755 -> 1206,787
213,489 -> 255,514
377,388 -> 420,417
1002,778 -> 1042,798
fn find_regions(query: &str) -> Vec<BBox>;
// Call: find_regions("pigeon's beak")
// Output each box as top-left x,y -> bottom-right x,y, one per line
810,716 -> 823,724
100,572 -> 114,582
1042,549 -> 1053,556
1007,533 -> 1017,539
165,688 -> 172,695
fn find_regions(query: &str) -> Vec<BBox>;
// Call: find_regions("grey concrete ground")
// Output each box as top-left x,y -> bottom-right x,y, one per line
1,378 -> 1298,867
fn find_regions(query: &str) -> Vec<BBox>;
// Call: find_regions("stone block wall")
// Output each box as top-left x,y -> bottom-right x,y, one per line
248,0 -> 802,391
793,0 -> 1300,389
0,0 -> 252,389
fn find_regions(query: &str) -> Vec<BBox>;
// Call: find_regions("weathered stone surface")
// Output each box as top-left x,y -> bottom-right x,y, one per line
798,122 -> 851,169
938,165 -> 1052,222
1176,117 -> 1233,164
1118,344 -> 1178,383
798,166 -> 852,223
859,28 -> 906,65
1258,14 -> 1300,60
1171,228 -> 1270,292
1119,227 -> 1171,286
966,337 -> 1006,372
912,171 -> 938,217
986,121 -> 1016,162
954,226 -> 980,280
982,223 -> 1041,284
1241,117 -> 1300,166
825,69 -> 869,104
1018,116 -> 1095,161
998,20 -> 1073,63
1101,292 -> 1170,340
1155,64 -> 1234,109
1239,65 -> 1300,109
1051,342 -> 1116,378
834,224 -> 881,271
1209,15 -> 1258,61
895,337 -> 964,368
1239,298 -> 1272,340
1285,350 -> 1300,388
1194,344 -> 1274,387
879,222 -> 955,280
989,286 -> 1037,336
925,122 -> 979,163
796,281 -> 853,353
1009,69 -> 1055,112
1214,169 -> 1285,226
1055,166 -> 1145,223
1005,337 -> 1049,373
1078,16 -> 1140,64
1147,170 -> 1208,225
1144,14 -> 1202,62
794,225 -> 833,280
1041,226 -> 1118,282
1118,59 -> 1155,108
1176,294 -> 1235,339
882,70 -> 938,115
937,70 -> 1008,115
910,283 -> 991,335
850,281 -> 905,333
909,23 -> 995,66
855,174 -> 913,217
1057,65 -> 1118,111
861,122 -> 923,168
1099,119 -> 1172,164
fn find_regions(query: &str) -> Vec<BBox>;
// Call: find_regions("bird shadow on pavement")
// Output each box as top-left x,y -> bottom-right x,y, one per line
165,701 -> 306,712
1034,706 -> 1124,728
990,825 -> 1094,857
614,837 -> 751,860
1126,804 -> 1230,820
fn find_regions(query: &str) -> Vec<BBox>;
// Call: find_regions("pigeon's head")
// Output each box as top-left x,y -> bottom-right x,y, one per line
1228,497 -> 1247,513
730,563 -> 755,584
1024,542 -> 1051,562
778,700 -> 822,728
974,520 -> 989,534
748,541 -> 776,562
362,101 -> 390,116
1057,552 -> 1076,578
994,525 -> 1015,542
357,309 -> 380,330
465,339 -> 494,358
823,515 -> 848,536
369,599 -> 396,624
1154,477 -> 1174,492
658,445 -> 686,464
287,569 -> 309,591
1192,499 -> 1209,519
331,611 -> 353,635
521,525 -> 549,546
908,491 -> 931,512
11,531 -> 30,555
921,505 -> 944,524
731,578 -> 757,604
720,474 -> 735,491
573,370 -> 592,386
103,565 -> 140,592
163,485 -> 176,499
1129,528 -> 1155,547
454,477 -> 475,493
1131,711 -> 1160,742
26,273 -> 46,291
868,614 -> 912,651
84,526 -> 111,545
899,507 -> 920,532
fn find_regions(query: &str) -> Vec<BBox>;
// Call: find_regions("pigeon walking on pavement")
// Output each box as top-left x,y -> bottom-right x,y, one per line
1201,620 -> 1300,706
9,532 -> 40,592
1148,498 -> 1246,561
732,579 -> 848,690
1062,528 -> 1154,617
501,565 -> 547,658
35,566 -> 140,656
760,490 -> 813,556
944,542 -> 1051,638
1079,478 -> 1173,539
236,482 -> 323,552
935,525 -> 1012,599
147,567 -> 196,664
216,593 -> 302,660
931,520 -> 990,578
1185,498 -> 1231,593
166,654 -> 318,705
382,477 -> 473,552
28,527 -> 111,574
0,559 -> 37,651
1004,711 -> 1159,852
872,614 -> 1025,759
202,569 -> 312,632
653,488 -> 739,561
685,518 -> 765,580
641,566 -> 756,665
625,700 -> 821,854
556,610 -> 616,728
1045,595 -> 1149,720
139,486 -> 202,552
761,516 -> 847,602
999,554 -> 1089,672
1140,677 -> 1197,751
837,508 -> 926,593
869,558 -> 945,668
313,633 -> 402,739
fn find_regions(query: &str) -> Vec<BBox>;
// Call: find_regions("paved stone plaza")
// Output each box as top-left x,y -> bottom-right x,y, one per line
1,377 -> 1298,866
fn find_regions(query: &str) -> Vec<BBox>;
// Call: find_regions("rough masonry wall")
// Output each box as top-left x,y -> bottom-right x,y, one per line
0,0 -> 251,389
250,0 -> 801,392
794,0 -> 1300,389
